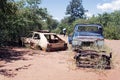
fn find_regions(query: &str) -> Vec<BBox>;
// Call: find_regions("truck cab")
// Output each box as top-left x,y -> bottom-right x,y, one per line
68,24 -> 104,50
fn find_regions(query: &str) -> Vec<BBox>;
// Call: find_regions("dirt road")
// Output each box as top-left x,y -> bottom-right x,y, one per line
0,38 -> 120,80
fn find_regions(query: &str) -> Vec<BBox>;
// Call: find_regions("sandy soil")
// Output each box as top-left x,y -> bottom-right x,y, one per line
0,37 -> 120,80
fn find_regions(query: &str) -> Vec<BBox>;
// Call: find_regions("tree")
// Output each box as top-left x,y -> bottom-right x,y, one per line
26,0 -> 41,9
0,0 -> 18,46
0,0 -> 54,46
66,0 -> 86,22
46,15 -> 59,31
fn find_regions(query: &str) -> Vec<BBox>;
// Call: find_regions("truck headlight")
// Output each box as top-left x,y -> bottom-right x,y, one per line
72,40 -> 81,46
72,41 -> 78,45
96,40 -> 104,47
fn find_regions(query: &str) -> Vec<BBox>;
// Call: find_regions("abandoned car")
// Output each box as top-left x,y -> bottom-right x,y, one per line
68,24 -> 104,50
21,30 -> 68,51
74,50 -> 112,69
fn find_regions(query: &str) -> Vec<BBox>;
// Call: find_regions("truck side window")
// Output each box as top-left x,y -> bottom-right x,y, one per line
33,34 -> 40,39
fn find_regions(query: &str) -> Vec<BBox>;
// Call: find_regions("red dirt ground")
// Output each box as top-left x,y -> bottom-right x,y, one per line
0,37 -> 120,80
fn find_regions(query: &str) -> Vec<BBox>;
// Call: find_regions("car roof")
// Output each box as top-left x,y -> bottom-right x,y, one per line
75,24 -> 102,27
74,24 -> 102,31
33,31 -> 56,35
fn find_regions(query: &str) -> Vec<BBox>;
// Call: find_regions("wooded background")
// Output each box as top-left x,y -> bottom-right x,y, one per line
0,0 -> 120,46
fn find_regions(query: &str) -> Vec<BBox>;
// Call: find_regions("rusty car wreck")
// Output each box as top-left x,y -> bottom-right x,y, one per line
21,30 -> 68,51
68,24 -> 104,50
68,24 -> 112,69
74,50 -> 112,69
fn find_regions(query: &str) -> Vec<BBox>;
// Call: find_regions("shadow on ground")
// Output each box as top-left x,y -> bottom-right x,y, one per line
0,47 -> 32,77
0,47 -> 29,62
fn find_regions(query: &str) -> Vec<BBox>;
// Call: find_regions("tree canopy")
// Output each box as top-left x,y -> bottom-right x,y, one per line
0,0 -> 59,46
66,0 -> 86,22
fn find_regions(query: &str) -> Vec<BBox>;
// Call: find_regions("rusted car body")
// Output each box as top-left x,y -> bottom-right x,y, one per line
68,24 -> 112,69
74,50 -> 112,69
21,31 -> 67,51
68,24 -> 104,50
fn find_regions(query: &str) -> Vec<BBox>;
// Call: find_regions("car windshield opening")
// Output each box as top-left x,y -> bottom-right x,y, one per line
78,26 -> 99,32
45,34 -> 61,43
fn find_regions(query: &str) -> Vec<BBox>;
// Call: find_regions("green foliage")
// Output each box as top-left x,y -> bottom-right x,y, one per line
0,0 -> 18,46
66,0 -> 86,22
104,26 -> 120,39
59,11 -> 120,40
0,0 -> 59,46
46,15 -> 59,32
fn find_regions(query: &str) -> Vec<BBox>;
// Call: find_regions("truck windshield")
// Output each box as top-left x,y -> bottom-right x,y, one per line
78,26 -> 98,32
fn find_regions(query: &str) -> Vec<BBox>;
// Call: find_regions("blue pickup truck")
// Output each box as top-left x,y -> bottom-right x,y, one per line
68,24 -> 104,50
